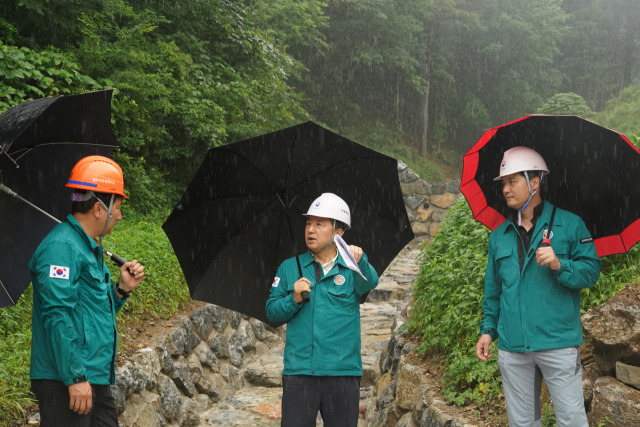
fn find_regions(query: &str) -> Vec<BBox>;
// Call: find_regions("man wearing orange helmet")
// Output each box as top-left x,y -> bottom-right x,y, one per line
29,155 -> 145,426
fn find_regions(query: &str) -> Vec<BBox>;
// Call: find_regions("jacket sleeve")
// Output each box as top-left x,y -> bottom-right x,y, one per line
32,242 -> 86,385
265,262 -> 303,324
480,240 -> 500,341
553,216 -> 602,290
354,253 -> 379,297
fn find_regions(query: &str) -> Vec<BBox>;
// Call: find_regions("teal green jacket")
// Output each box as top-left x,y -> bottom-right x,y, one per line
265,250 -> 379,376
480,202 -> 602,352
30,215 -> 125,386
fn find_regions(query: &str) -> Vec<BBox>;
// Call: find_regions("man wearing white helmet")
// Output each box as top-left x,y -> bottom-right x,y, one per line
474,147 -> 601,427
266,193 -> 379,427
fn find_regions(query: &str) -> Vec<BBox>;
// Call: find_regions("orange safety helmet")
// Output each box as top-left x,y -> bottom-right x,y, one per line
66,155 -> 128,198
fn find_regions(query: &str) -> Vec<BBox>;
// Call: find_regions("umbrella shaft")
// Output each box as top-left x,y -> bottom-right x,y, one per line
0,183 -> 61,223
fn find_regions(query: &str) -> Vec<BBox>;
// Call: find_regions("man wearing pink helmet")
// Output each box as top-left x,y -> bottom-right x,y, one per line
266,193 -> 379,427
475,147 -> 601,427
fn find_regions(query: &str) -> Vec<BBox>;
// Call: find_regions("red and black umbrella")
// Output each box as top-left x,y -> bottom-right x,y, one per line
0,90 -> 118,307
162,121 -> 414,326
460,114 -> 640,257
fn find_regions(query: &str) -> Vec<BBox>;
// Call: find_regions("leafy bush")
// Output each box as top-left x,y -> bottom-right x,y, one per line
406,198 -> 640,406
0,288 -> 34,425
102,213 -> 191,321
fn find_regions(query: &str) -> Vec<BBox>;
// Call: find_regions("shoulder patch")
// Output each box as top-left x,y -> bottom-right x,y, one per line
272,277 -> 280,288
49,265 -> 70,280
580,237 -> 594,244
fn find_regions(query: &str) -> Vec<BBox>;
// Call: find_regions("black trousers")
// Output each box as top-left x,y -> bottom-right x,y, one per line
31,380 -> 118,427
281,375 -> 360,427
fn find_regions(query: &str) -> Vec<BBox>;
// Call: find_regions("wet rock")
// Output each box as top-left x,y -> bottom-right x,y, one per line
590,376 -> 640,426
210,304 -> 230,332
191,305 -> 216,339
158,374 -> 182,422
582,284 -> 640,375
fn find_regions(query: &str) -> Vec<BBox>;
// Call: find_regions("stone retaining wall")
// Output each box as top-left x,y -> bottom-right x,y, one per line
398,161 -> 460,238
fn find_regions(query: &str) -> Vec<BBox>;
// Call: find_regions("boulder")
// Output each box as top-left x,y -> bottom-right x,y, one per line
582,284 -> 640,375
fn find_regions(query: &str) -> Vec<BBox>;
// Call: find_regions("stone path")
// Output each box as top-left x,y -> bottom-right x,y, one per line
198,242 -> 421,426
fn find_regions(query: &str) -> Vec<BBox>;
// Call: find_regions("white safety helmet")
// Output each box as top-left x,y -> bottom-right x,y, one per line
304,193 -> 351,229
494,146 -> 550,181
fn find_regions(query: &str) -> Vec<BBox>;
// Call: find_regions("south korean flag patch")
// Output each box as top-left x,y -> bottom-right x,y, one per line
49,265 -> 70,280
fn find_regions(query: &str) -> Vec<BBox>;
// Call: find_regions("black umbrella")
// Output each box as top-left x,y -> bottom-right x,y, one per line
162,121 -> 414,326
460,114 -> 640,257
0,90 -> 118,307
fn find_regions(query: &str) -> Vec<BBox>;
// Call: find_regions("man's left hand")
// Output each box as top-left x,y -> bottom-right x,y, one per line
348,245 -> 363,263
535,246 -> 561,270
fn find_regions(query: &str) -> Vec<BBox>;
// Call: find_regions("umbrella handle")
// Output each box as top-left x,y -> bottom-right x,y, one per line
541,238 -> 551,247
301,291 -> 310,303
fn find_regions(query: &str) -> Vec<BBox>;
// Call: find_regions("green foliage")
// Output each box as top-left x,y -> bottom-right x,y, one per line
597,84 -> 640,136
0,288 -> 34,424
537,92 -> 595,119
103,214 -> 191,320
406,198 -> 640,407
0,42 -> 99,111
343,121 -> 445,182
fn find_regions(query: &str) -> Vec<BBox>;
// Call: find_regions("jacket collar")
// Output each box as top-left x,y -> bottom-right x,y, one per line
66,214 -> 100,253
299,249 -> 347,269
502,201 -> 556,240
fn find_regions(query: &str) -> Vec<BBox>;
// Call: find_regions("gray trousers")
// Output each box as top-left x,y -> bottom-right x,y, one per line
498,347 -> 588,427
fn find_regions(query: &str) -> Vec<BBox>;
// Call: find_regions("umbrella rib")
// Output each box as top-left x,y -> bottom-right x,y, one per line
288,156 -> 392,194
0,280 -> 16,305
9,142 -> 118,163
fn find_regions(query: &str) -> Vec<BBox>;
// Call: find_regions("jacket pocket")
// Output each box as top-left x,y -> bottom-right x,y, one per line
494,246 -> 518,285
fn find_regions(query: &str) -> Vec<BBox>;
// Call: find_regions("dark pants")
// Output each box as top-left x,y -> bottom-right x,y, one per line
31,380 -> 118,427
281,375 -> 360,427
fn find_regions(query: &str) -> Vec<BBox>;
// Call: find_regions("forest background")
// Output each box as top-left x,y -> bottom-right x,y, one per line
2,0 -> 640,424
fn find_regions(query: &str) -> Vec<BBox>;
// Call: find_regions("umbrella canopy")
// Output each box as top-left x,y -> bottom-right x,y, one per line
460,114 -> 640,257
0,89 -> 117,307
162,121 -> 414,326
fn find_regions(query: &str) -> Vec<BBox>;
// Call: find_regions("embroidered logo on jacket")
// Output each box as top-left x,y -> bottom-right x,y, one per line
49,265 -> 70,280
334,275 -> 346,286
272,277 -> 280,288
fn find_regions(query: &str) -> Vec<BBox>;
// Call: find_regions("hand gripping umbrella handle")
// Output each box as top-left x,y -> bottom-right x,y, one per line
301,291 -> 310,303
541,206 -> 557,248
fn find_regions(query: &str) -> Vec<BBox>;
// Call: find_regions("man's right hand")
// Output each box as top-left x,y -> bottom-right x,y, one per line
69,381 -> 92,415
475,334 -> 493,361
293,277 -> 311,303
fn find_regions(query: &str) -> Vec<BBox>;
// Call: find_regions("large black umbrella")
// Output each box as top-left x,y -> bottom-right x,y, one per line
0,89 -> 117,307
162,121 -> 414,326
460,114 -> 640,257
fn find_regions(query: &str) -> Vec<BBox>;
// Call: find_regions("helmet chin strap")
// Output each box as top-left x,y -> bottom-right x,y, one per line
517,171 -> 543,226
94,193 -> 115,247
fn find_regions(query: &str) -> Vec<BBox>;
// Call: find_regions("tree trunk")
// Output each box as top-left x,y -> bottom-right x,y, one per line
421,27 -> 434,158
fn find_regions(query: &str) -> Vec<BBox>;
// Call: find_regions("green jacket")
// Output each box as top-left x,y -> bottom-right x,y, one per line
265,250 -> 379,376
30,215 -> 125,386
480,202 -> 602,352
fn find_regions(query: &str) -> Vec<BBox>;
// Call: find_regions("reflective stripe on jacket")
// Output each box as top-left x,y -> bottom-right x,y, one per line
30,214 -> 125,385
265,251 -> 379,376
480,202 -> 602,352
